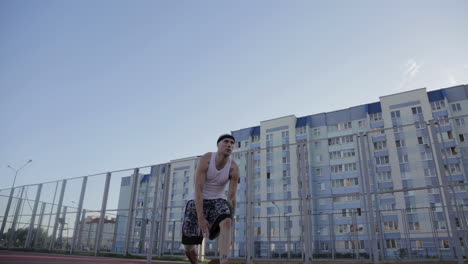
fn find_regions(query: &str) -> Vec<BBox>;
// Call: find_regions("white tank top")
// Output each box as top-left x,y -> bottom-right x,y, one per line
191,152 -> 232,200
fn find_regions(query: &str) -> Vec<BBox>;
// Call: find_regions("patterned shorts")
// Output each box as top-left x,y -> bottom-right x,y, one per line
181,198 -> 232,245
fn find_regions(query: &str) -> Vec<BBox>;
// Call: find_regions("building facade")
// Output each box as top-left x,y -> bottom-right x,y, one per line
116,85 -> 468,260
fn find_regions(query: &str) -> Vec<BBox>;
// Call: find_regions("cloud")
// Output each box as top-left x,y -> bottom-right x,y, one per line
448,74 -> 458,85
396,59 -> 423,91
404,59 -> 421,78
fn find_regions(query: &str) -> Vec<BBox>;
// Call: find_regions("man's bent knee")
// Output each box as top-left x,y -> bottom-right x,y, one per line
184,244 -> 195,251
220,218 -> 232,229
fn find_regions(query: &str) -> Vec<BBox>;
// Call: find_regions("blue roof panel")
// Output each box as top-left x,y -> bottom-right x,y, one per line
366,102 -> 382,114
427,89 -> 445,102
295,116 -> 310,127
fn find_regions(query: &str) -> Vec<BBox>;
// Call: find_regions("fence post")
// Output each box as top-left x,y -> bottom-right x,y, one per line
71,176 -> 87,253
49,180 -> 67,251
123,168 -> 139,255
95,172 -> 111,255
25,184 -> 42,248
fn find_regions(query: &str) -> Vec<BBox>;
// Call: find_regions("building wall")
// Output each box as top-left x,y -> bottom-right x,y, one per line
116,84 -> 468,258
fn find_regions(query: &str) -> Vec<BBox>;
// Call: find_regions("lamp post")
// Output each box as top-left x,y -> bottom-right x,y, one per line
0,160 -> 33,237
8,159 -> 32,189
272,201 -> 281,258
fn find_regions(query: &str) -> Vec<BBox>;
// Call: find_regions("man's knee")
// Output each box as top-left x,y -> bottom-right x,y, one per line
220,217 -> 232,229
184,244 -> 195,251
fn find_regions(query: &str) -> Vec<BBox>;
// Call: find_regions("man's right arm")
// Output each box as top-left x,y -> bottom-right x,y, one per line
194,152 -> 210,236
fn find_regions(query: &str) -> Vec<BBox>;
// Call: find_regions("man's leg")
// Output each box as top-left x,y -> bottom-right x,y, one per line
218,218 -> 232,264
184,244 -> 198,264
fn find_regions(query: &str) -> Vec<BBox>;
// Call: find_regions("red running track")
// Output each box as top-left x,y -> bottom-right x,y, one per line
0,251 -> 189,264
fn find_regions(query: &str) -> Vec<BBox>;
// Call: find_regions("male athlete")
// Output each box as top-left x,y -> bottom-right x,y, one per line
181,134 -> 239,264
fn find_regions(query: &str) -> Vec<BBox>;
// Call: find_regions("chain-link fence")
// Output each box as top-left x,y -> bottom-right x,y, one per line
2,116 -> 468,264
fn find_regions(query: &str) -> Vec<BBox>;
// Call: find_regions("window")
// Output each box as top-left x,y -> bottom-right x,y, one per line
417,136 -> 429,145
344,240 -> 364,249
381,203 -> 396,210
386,239 -> 400,249
437,115 -> 450,126
330,149 -> 355,159
328,124 -> 338,132
409,222 -> 420,231
333,195 -> 360,203
455,118 -> 465,127
375,156 -> 390,165
329,135 -> 354,145
332,177 -> 359,188
343,135 -> 354,143
338,121 -> 352,131
411,106 -> 423,114
369,112 -> 382,121
441,147 -> 457,157
358,120 -> 367,128
344,149 -> 355,157
266,134 -> 273,141
296,126 -> 306,134
373,141 -> 387,150
328,137 -> 340,146
255,227 -> 261,236
431,100 -> 446,110
424,168 -> 436,177
281,131 -> 289,138
451,103 -> 462,112
390,111 -> 401,119
448,163 -> 461,173
337,224 -> 364,234
384,221 -> 398,231
341,208 -> 361,217
420,151 -> 432,160
398,154 -> 409,163
372,127 -> 385,134
393,126 -> 403,133
460,134 -> 466,142
320,242 -> 329,250
435,220 -> 447,230
330,151 -> 341,159
315,155 -> 322,162
331,163 -> 357,174
440,240 -> 450,249
313,128 -> 320,136
315,168 -> 322,176
377,171 -> 392,181
415,240 -> 423,249
395,139 -> 406,148
319,182 -> 325,190
415,122 -> 426,130
314,141 -> 321,148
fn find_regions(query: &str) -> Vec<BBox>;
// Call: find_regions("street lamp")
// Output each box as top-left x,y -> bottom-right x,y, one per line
7,159 -> 33,189
271,201 -> 281,258
0,159 -> 33,237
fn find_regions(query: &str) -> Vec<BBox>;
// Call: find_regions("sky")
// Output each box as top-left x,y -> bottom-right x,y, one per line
1,0 -> 468,190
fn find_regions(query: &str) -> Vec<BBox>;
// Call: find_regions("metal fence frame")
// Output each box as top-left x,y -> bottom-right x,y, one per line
2,117 -> 468,264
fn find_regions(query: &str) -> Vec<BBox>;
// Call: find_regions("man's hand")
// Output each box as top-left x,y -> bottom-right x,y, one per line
198,217 -> 210,237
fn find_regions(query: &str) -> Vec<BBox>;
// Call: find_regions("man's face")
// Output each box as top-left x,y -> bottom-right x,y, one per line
218,138 -> 235,156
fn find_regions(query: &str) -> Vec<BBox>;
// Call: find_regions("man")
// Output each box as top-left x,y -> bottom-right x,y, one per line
181,134 -> 239,264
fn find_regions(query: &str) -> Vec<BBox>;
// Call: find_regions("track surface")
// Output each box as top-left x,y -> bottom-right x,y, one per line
0,251 -> 189,264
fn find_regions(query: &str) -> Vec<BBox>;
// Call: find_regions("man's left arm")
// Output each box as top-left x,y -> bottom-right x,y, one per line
227,161 -> 240,217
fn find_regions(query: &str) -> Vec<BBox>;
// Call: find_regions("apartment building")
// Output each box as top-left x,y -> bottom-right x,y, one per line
116,84 -> 468,259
